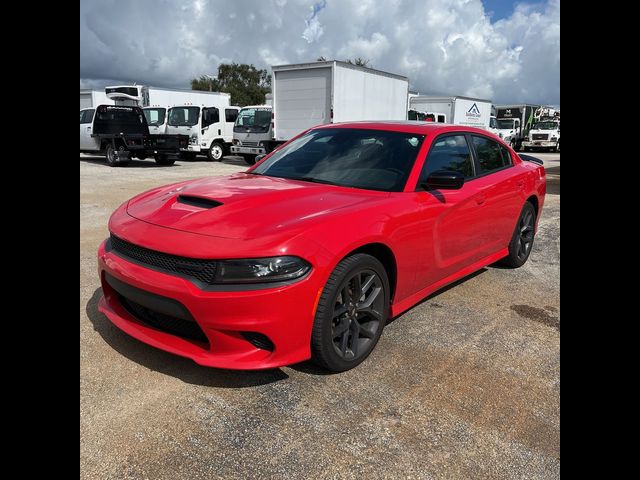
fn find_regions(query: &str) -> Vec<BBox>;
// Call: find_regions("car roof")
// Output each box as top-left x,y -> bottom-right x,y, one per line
313,121 -> 493,136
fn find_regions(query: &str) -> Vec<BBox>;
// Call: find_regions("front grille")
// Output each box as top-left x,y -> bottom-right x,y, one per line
240,141 -> 259,147
532,133 -> 549,140
119,294 -> 209,343
109,234 -> 218,285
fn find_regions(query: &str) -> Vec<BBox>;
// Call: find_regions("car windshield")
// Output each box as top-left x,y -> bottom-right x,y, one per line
143,108 -> 166,126
168,106 -> 200,127
234,107 -> 272,133
252,128 -> 426,192
497,120 -> 515,129
533,121 -> 558,130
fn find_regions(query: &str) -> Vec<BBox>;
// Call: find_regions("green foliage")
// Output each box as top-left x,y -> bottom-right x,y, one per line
191,63 -> 272,106
346,57 -> 371,67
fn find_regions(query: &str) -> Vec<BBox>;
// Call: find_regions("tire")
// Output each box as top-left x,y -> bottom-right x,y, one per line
105,143 -> 126,167
522,146 -> 529,152
500,201 -> 537,268
241,154 -> 257,166
311,253 -> 390,372
207,142 -> 224,161
512,140 -> 521,152
154,155 -> 175,166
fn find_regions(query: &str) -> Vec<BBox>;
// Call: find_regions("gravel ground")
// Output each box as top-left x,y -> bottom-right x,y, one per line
80,152 -> 560,480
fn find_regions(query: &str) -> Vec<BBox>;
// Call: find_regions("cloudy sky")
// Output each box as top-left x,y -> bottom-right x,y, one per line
80,0 -> 559,105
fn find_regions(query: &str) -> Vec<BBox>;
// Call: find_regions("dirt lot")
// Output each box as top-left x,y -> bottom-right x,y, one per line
80,152 -> 560,479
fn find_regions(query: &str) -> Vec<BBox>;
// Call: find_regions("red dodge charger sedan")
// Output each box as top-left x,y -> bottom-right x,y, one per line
98,122 -> 546,372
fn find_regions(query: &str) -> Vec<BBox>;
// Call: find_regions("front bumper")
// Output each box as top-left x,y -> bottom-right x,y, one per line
230,145 -> 266,155
522,140 -> 558,148
97,239 -> 324,369
181,145 -> 202,153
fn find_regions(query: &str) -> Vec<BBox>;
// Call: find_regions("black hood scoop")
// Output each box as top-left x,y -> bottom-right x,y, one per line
176,195 -> 223,209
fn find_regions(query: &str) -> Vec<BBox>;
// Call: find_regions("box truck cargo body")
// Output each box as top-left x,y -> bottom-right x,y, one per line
80,90 -> 114,109
408,96 -> 492,129
272,61 -> 409,142
493,104 -> 540,150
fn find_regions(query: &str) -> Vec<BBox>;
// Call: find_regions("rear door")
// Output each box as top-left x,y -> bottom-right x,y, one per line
80,109 -> 98,150
223,108 -> 239,141
467,134 -> 524,254
274,67 -> 332,141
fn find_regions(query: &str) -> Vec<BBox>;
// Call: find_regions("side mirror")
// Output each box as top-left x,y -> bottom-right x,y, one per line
255,154 -> 266,163
422,171 -> 464,190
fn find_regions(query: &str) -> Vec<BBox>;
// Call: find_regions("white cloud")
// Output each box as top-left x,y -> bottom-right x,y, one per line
80,0 -> 560,104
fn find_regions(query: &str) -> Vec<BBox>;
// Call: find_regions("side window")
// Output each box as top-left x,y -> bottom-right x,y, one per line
419,134 -> 474,183
499,145 -> 513,166
472,135 -> 509,173
203,108 -> 220,128
80,109 -> 94,124
437,115 -> 446,123
225,108 -> 238,123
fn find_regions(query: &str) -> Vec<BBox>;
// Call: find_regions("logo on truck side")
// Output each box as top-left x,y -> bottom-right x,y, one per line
466,103 -> 481,117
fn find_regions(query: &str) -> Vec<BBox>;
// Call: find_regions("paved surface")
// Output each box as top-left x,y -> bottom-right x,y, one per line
80,152 -> 560,479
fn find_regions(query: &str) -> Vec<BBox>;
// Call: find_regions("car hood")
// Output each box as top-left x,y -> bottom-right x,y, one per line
126,173 -> 388,240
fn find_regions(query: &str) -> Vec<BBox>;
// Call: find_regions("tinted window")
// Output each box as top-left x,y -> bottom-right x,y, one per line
500,145 -> 513,166
225,108 -> 238,123
420,135 -> 474,182
202,108 -> 220,127
253,128 -> 425,192
80,109 -> 94,124
437,115 -> 446,123
472,136 -> 509,173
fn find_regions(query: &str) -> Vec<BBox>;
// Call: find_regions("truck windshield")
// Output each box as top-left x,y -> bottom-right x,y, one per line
234,107 -> 272,133
168,107 -> 200,127
143,108 -> 166,126
532,121 -> 558,130
252,128 -> 425,192
497,120 -> 515,129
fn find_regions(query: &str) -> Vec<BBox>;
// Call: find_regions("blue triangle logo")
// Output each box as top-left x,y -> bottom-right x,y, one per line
468,103 -> 481,115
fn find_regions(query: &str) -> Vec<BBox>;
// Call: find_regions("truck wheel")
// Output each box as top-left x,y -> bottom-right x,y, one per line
106,144 -> 126,167
241,154 -> 257,166
154,154 -> 175,166
554,140 -> 560,153
207,142 -> 224,161
522,146 -> 529,152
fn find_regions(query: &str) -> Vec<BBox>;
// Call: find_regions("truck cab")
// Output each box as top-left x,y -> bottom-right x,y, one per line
142,106 -> 168,135
165,105 -> 240,161
494,118 -> 520,145
522,119 -> 560,152
230,105 -> 273,165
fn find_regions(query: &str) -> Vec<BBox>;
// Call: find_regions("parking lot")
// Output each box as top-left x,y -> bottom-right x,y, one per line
80,152 -> 560,479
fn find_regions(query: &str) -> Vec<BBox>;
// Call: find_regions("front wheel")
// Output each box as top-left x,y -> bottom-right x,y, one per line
500,201 -> 536,268
207,142 -> 224,161
311,254 -> 390,372
241,154 -> 257,166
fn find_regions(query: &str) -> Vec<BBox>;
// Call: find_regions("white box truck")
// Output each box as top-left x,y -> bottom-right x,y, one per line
231,60 -> 409,165
408,96 -> 492,129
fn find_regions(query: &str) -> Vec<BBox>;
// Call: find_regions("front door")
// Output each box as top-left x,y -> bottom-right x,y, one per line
80,109 -> 99,150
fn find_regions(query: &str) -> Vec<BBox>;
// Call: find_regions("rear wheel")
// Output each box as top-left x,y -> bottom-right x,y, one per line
207,142 -> 224,161
105,143 -> 127,167
500,201 -> 536,268
311,254 -> 390,372
241,154 -> 257,166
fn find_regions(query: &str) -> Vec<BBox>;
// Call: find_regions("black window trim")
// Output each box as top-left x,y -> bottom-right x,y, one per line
414,132 -> 477,190
467,133 -> 515,179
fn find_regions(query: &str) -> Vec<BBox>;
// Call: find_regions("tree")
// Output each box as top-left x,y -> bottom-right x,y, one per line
317,56 -> 327,61
191,63 -> 272,106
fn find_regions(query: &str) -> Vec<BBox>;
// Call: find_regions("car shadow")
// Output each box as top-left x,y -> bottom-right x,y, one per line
85,288 -> 289,387
80,156 -> 179,168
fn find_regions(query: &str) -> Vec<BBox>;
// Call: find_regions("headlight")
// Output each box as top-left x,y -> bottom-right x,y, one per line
550,136 -> 557,141
189,133 -> 198,145
504,135 -> 512,142
215,256 -> 311,284
232,139 -> 239,145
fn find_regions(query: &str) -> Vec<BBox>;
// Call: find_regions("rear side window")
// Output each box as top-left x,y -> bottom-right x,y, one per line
80,109 -> 94,124
472,135 -> 509,173
499,145 -> 513,166
225,108 -> 238,123
419,135 -> 474,183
